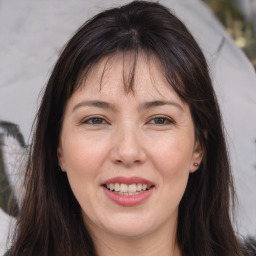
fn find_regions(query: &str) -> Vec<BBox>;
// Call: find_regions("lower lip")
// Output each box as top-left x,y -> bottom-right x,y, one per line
103,187 -> 154,206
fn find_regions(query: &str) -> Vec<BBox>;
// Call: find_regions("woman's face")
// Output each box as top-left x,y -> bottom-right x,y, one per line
58,54 -> 203,240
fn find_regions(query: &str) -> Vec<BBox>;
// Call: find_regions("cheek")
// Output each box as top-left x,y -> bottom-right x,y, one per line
148,134 -> 193,199
62,138 -> 104,210
62,135 -> 107,175
156,146 -> 190,192
149,134 -> 194,174
61,135 -> 110,207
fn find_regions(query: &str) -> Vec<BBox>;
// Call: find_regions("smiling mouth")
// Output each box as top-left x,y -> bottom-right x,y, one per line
103,183 -> 154,196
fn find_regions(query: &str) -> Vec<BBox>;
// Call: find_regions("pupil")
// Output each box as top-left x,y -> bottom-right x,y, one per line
155,118 -> 164,124
92,118 -> 102,124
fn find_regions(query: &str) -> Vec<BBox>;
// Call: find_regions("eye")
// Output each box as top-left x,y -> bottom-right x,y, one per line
147,116 -> 174,125
82,116 -> 108,125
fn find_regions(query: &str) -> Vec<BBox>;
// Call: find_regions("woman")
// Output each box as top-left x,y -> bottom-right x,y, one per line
7,1 -> 251,255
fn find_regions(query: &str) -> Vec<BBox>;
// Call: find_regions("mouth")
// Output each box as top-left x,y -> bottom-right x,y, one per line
101,176 -> 155,205
103,183 -> 154,196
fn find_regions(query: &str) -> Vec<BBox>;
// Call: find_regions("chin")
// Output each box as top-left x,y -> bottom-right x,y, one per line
106,224 -> 152,239
99,213 -> 156,238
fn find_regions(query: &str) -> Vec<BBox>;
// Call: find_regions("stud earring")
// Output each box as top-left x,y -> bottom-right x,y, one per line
194,163 -> 199,167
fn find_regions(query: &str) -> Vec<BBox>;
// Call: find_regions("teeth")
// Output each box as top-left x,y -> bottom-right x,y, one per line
128,184 -> 137,193
116,191 -> 140,196
114,183 -> 120,192
142,184 -> 147,191
105,183 -> 152,193
120,184 -> 128,193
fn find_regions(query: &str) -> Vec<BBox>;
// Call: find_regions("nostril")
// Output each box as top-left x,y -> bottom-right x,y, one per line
114,158 -> 144,165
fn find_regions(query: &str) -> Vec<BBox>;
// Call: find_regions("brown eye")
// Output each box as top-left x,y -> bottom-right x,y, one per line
82,117 -> 107,125
148,116 -> 173,125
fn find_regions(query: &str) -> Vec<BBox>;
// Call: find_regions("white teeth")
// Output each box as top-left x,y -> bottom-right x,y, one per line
114,183 -> 120,192
105,183 -> 152,194
120,184 -> 128,193
137,183 -> 142,191
116,191 -> 140,196
109,183 -> 115,191
128,184 -> 137,193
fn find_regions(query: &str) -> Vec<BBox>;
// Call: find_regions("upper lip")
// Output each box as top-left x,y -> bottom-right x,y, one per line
102,176 -> 155,186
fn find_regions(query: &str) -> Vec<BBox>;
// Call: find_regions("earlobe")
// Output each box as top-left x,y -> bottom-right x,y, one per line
190,141 -> 204,173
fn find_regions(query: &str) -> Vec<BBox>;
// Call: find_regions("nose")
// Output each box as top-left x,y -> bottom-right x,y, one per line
110,126 -> 147,167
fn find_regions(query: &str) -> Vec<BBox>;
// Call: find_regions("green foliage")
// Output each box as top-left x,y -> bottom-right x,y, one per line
202,0 -> 243,26
202,0 -> 256,69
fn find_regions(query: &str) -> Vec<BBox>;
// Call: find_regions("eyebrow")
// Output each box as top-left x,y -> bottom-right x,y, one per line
72,100 -> 184,112
72,100 -> 116,112
139,100 -> 184,111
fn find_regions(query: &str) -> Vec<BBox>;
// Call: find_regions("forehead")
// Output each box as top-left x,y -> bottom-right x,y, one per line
72,52 -> 184,105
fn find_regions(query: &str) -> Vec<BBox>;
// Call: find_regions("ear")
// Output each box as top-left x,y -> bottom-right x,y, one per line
57,145 -> 66,172
190,140 -> 204,173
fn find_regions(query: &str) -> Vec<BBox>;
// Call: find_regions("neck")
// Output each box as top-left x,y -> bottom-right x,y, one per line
87,220 -> 182,256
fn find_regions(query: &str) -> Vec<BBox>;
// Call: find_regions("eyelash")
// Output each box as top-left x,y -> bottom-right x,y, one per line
81,116 -> 108,125
147,116 -> 174,125
81,115 -> 174,126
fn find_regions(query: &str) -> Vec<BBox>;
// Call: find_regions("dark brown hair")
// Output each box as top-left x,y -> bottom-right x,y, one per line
10,1 -> 243,255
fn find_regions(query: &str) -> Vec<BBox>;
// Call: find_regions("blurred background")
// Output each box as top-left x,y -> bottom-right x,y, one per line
202,0 -> 256,69
0,0 -> 256,254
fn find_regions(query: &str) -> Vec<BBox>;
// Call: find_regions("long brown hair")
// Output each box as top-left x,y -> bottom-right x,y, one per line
10,1 -> 243,255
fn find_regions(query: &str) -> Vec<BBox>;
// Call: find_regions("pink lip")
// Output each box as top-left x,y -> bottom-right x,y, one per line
102,176 -> 154,186
103,186 -> 154,206
101,176 -> 155,206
